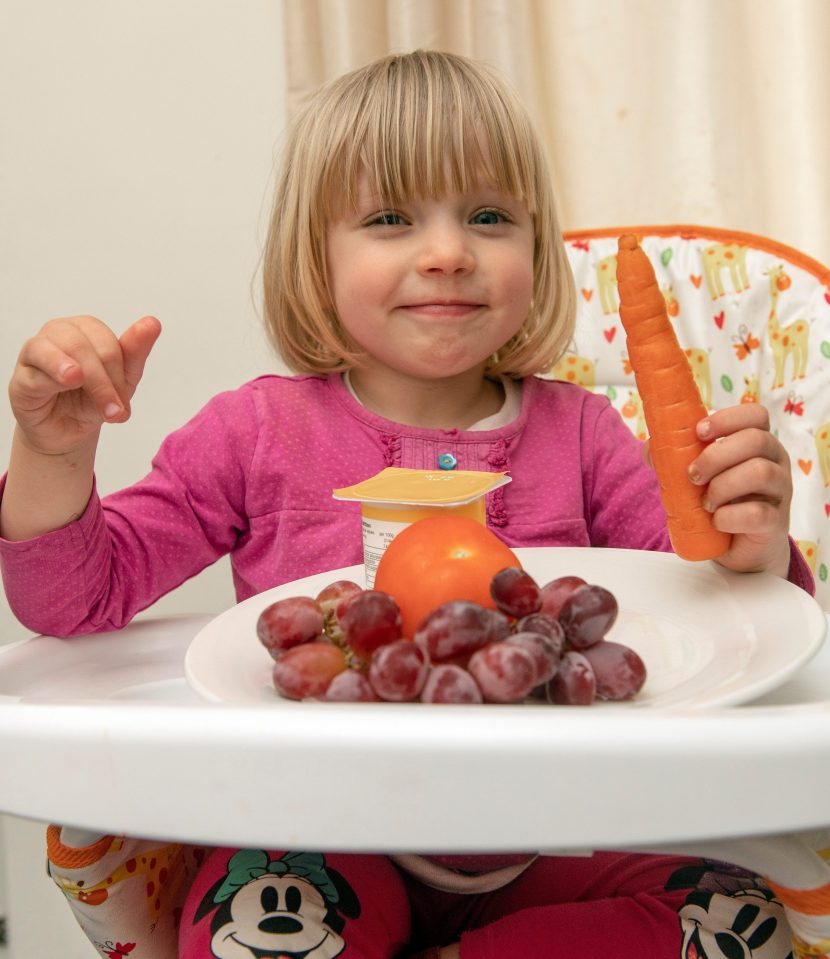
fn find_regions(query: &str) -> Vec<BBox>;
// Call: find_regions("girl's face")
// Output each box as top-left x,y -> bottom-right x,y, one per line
325,172 -> 535,386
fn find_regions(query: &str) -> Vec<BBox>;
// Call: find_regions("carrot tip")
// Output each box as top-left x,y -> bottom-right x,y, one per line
618,234 -> 639,251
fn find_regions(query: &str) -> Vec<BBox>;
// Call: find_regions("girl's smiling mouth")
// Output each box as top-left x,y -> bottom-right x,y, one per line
398,300 -> 485,318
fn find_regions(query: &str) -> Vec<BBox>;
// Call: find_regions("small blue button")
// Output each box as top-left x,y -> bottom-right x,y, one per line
437,453 -> 457,470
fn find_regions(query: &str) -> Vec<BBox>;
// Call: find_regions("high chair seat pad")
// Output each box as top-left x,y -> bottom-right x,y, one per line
557,225 -> 830,608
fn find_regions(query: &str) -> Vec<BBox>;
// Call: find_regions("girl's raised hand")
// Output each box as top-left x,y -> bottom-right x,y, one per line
9,315 -> 162,456
687,403 -> 793,578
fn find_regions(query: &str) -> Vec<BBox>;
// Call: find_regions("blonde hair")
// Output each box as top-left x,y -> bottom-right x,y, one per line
262,49 -> 576,377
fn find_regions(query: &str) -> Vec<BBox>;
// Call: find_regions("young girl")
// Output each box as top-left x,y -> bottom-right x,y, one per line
0,50 -> 812,959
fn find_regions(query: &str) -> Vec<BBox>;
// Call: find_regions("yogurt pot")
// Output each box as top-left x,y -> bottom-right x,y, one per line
333,467 -> 511,587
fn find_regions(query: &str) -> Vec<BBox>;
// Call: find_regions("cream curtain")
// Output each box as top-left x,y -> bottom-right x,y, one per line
283,0 -> 830,266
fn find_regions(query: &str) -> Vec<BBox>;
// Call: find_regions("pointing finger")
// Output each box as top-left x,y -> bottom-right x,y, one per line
119,316 -> 162,394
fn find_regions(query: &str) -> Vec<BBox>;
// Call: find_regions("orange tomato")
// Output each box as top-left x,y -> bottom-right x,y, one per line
374,514 -> 520,638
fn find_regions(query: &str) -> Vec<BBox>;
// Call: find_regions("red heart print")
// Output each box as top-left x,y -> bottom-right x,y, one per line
604,327 -> 616,343
825,291 -> 830,304
714,312 -> 725,329
825,503 -> 830,517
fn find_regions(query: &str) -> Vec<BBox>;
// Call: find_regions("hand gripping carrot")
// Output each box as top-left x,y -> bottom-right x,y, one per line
616,234 -> 732,561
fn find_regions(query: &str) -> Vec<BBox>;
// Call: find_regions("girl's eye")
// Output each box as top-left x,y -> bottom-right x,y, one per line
366,211 -> 406,226
470,208 -> 509,226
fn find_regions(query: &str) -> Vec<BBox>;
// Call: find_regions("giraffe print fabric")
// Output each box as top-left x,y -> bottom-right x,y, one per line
552,225 -> 830,609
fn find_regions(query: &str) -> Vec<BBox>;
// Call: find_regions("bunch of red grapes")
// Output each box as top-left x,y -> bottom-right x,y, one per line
256,568 -> 646,705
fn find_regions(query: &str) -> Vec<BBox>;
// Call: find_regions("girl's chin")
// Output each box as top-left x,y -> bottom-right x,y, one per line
395,348 -> 495,379
353,355 -> 477,379
397,363 -> 489,383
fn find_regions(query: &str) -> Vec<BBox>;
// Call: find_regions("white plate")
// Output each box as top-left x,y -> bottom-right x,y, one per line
184,547 -> 827,709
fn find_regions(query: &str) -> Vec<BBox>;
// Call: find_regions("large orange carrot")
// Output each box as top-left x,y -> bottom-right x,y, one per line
616,234 -> 732,561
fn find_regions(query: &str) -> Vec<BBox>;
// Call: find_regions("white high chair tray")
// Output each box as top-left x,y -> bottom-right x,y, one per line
0,547 -> 828,854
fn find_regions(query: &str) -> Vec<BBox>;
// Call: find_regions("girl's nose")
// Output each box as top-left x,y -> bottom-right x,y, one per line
417,224 -> 475,275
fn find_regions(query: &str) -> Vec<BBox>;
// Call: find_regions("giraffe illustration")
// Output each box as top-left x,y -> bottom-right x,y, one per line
621,391 -> 647,441
596,254 -> 618,315
816,421 -> 830,487
50,836 -> 188,920
684,348 -> 713,409
765,264 -> 809,389
702,243 -> 750,299
551,354 -> 596,388
740,375 -> 760,404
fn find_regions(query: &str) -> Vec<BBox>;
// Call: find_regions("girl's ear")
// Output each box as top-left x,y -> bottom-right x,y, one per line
327,866 -> 362,919
193,874 -> 228,924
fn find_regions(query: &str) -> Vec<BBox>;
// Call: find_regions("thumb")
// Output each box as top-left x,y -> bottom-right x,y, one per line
120,316 -> 162,396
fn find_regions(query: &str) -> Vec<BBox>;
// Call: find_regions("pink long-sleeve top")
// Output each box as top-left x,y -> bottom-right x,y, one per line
0,373 -> 813,637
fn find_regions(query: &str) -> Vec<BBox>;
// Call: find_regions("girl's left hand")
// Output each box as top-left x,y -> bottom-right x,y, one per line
688,403 -> 792,577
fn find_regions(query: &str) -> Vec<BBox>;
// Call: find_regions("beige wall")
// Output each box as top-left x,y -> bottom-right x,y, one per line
0,2 -> 286,954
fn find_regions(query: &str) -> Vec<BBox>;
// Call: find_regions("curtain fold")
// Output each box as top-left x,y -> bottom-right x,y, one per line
283,0 -> 830,265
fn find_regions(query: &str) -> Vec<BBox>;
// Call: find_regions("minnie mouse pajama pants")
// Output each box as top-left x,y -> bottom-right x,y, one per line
47,827 -> 796,959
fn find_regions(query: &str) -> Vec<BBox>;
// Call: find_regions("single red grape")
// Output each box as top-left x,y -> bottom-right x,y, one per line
515,612 -> 565,648
323,668 -> 379,702
548,651 -> 596,705
414,600 -> 510,665
467,641 -> 537,704
368,640 -> 430,702
420,664 -> 483,704
558,584 -> 618,649
339,590 -> 402,659
505,631 -> 562,685
539,575 -> 587,619
581,641 -> 647,701
272,641 -> 347,700
315,580 -> 363,620
490,567 -> 542,618
257,596 -> 324,660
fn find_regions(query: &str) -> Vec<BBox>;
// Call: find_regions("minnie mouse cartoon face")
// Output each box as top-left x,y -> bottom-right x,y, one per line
679,887 -> 789,959
193,850 -> 361,959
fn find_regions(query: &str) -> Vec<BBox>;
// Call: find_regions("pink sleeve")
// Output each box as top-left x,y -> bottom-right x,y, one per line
582,401 -> 672,553
786,537 -> 816,595
0,389 -> 258,636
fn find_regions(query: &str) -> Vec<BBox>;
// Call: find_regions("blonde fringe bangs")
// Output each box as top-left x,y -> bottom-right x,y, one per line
263,50 -> 576,377
323,55 -> 540,219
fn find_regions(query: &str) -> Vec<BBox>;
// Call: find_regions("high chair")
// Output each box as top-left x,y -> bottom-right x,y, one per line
553,225 -> 830,958
0,226 -> 828,959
